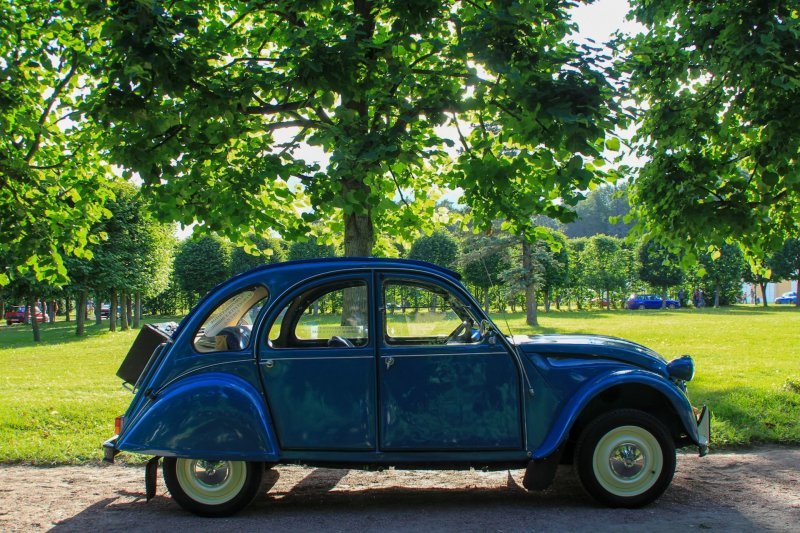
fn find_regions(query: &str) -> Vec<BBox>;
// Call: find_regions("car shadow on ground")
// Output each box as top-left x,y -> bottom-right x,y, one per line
48,464 -> 765,532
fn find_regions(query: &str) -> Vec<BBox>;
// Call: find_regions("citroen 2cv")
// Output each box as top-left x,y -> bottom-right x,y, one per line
104,258 -> 709,516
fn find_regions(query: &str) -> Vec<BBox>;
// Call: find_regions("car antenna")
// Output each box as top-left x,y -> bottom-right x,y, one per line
478,250 -> 517,341
478,248 -> 536,396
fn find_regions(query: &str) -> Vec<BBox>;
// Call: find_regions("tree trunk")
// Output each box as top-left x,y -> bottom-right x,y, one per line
714,284 -> 721,308
95,292 -> 102,325
342,174 -> 375,257
120,290 -> 129,331
544,288 -> 551,313
522,241 -> 538,327
28,295 -> 41,343
134,291 -> 141,328
343,213 -> 374,257
760,282 -> 768,307
110,289 -> 117,332
796,272 -> 799,308
483,288 -> 491,314
76,290 -> 87,337
65,297 -> 71,322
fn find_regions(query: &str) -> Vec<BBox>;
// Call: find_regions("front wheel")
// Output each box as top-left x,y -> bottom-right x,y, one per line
163,458 -> 263,517
574,409 -> 675,507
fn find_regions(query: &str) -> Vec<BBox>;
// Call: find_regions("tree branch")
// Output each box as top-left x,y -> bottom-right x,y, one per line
148,125 -> 185,152
245,101 -> 310,115
452,113 -> 474,158
262,119 -> 323,131
25,50 -> 78,162
386,165 -> 411,208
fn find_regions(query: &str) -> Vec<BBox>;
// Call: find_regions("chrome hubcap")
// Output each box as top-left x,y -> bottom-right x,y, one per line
194,460 -> 231,486
175,458 -> 247,505
609,443 -> 645,478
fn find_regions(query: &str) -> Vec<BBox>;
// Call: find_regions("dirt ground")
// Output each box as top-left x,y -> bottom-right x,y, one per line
1,446 -> 798,532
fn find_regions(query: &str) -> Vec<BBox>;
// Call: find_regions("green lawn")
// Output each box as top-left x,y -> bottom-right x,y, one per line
1,306 -> 798,464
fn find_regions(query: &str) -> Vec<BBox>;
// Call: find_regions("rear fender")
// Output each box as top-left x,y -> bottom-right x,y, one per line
532,369 -> 699,459
117,372 -> 280,461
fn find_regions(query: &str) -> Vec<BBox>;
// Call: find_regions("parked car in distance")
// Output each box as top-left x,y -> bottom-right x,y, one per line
104,258 -> 709,517
775,291 -> 797,305
5,305 -> 47,325
626,294 -> 680,310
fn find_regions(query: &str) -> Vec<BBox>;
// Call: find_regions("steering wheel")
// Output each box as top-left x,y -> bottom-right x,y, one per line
328,335 -> 355,348
446,320 -> 472,344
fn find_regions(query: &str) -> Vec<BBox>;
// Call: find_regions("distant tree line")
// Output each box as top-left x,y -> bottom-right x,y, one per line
3,183 -> 798,343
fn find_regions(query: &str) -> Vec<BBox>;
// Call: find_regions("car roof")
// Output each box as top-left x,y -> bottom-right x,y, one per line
236,257 -> 462,281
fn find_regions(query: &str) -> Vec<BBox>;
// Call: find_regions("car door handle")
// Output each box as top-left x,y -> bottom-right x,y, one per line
264,359 -> 274,369
384,357 -> 395,370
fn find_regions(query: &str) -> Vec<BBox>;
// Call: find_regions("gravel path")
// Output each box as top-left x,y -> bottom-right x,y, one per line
1,447 -> 798,532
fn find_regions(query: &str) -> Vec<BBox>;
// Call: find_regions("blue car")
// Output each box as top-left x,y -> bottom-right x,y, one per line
104,258 -> 709,516
626,293 -> 680,310
775,291 -> 797,305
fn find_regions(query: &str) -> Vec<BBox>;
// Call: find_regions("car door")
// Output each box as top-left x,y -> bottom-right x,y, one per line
377,274 -> 523,451
259,275 -> 377,450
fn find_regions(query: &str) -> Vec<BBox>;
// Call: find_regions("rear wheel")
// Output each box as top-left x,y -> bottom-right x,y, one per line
163,458 -> 263,517
637,304 -> 646,310
574,409 -> 675,507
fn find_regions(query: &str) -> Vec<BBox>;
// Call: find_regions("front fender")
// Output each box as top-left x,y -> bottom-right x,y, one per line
532,369 -> 699,459
117,372 -> 280,461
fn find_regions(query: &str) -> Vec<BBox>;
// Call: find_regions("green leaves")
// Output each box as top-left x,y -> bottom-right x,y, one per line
621,0 -> 800,260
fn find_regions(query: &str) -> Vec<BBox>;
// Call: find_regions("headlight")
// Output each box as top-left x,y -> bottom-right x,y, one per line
667,355 -> 695,382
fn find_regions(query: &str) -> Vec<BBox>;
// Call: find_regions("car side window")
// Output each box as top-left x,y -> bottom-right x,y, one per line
268,280 -> 369,349
193,285 -> 269,353
383,280 -> 480,346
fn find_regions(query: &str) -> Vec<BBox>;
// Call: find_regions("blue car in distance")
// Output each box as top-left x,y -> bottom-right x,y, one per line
104,258 -> 709,516
775,291 -> 797,305
626,293 -> 680,310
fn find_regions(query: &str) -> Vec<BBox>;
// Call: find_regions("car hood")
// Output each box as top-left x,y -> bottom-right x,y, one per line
511,334 -> 669,375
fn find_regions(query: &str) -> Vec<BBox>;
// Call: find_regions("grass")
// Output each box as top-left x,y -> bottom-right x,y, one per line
1,306 -> 798,464
494,305 -> 800,447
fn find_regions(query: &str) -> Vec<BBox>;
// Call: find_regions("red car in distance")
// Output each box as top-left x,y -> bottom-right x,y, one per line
5,305 -> 48,325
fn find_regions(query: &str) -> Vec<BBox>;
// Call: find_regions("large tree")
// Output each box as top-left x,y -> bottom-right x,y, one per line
698,243 -> 744,308
173,235 -> 232,306
0,1 -> 113,286
637,240 -> 684,308
581,235 -> 631,308
408,230 -> 458,270
87,182 -> 174,331
88,0 -> 618,256
621,1 -> 800,260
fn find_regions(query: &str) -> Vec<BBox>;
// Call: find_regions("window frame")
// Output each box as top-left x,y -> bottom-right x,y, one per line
264,276 -> 372,351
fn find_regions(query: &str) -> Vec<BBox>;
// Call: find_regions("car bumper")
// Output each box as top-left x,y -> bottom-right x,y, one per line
103,436 -> 120,463
696,405 -> 710,457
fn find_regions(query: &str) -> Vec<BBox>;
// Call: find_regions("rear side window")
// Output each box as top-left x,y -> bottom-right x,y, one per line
194,286 -> 269,353
268,280 -> 369,349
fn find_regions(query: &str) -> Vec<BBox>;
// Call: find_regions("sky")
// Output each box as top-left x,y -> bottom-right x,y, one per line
570,0 -> 643,44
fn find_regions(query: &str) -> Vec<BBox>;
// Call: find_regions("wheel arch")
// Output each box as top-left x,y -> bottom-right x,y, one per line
117,372 -> 280,462
533,371 -> 699,461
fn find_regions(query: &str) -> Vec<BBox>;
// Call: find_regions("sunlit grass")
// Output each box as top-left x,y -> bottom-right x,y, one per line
492,305 -> 800,446
1,305 -> 797,464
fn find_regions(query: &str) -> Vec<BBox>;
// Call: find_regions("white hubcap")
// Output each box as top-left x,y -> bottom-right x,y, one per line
593,425 -> 663,497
